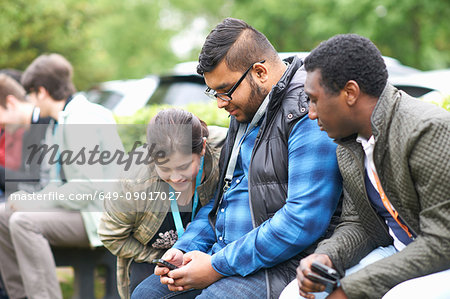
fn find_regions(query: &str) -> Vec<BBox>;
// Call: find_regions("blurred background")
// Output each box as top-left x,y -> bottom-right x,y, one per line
1,2 -> 449,297
2,0 -> 449,90
3,0 -> 449,149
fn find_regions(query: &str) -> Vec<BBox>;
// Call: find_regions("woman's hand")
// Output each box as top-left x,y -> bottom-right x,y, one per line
155,248 -> 185,290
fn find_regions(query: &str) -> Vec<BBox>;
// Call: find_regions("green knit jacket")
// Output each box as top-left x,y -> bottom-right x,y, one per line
315,84 -> 450,298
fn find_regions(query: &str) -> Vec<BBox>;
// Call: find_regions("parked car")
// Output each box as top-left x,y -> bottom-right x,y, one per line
279,52 -> 423,79
84,72 -> 209,116
388,69 -> 450,98
85,53 -> 436,116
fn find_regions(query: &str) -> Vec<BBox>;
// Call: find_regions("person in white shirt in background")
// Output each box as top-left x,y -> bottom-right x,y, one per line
0,53 -> 124,299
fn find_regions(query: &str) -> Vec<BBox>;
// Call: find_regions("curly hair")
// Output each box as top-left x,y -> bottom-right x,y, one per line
304,34 -> 388,97
197,18 -> 278,75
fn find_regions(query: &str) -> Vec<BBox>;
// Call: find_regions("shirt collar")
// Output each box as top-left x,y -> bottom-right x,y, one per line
356,134 -> 375,151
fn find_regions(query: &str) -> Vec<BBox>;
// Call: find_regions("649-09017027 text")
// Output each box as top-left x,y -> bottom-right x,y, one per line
8,191 -> 182,202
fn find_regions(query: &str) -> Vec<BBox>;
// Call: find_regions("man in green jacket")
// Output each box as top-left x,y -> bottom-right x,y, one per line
281,34 -> 450,299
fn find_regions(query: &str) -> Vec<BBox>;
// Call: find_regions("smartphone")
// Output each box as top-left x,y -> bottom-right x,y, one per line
311,261 -> 339,280
306,262 -> 340,294
151,258 -> 179,270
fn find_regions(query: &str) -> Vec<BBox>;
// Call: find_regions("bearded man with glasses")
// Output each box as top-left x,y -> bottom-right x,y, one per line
132,18 -> 343,299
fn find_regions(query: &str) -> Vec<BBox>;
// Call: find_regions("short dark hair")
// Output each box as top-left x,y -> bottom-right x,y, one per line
21,53 -> 76,101
197,17 -> 278,75
147,108 -> 209,158
0,74 -> 26,108
304,34 -> 388,97
0,69 -> 22,84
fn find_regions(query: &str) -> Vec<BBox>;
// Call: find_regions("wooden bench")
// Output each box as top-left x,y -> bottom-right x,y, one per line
52,246 -> 120,299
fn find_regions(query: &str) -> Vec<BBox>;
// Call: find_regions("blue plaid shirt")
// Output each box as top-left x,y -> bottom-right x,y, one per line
174,116 -> 342,276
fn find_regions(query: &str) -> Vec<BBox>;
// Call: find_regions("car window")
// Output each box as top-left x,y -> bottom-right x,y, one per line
148,81 -> 209,106
86,90 -> 124,110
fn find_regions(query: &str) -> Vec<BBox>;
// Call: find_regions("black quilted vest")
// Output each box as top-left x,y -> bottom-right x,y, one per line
209,56 -> 333,298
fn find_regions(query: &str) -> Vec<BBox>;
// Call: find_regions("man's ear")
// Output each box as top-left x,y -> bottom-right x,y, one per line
5,95 -> 18,109
344,80 -> 360,106
36,86 -> 51,101
253,62 -> 268,83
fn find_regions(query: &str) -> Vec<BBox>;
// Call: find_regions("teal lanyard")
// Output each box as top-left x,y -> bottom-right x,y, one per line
170,156 -> 204,239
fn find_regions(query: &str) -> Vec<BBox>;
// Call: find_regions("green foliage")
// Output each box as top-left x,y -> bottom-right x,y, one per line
228,0 -> 450,70
443,96 -> 450,111
58,266 -> 105,298
419,93 -> 450,112
89,0 -> 179,80
114,102 -> 229,151
0,0 -> 195,89
2,0 -> 449,90
435,95 -> 450,111
0,0 -> 105,89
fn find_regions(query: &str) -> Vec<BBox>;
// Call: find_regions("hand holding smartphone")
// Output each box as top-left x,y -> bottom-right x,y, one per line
306,261 -> 341,294
152,258 -> 179,270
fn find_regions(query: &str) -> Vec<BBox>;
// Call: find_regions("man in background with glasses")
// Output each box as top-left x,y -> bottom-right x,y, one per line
133,18 -> 343,299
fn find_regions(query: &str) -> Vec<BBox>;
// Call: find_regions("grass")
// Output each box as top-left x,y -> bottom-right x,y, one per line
57,266 -> 106,299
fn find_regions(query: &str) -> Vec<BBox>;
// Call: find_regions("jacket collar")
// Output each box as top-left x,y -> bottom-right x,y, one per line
370,83 -> 398,151
335,83 -> 399,166
57,93 -> 86,124
268,55 -> 303,110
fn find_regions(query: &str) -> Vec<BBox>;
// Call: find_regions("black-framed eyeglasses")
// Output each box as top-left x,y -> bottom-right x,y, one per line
204,60 -> 265,102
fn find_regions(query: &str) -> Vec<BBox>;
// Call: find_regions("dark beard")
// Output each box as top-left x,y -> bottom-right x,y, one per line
240,76 -> 268,123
